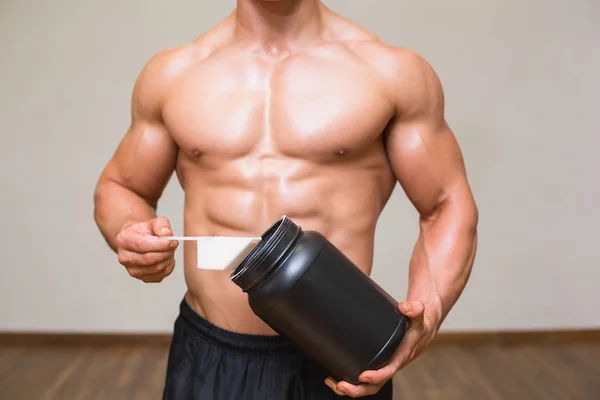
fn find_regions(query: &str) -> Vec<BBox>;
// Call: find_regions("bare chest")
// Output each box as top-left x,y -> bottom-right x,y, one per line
162,49 -> 394,162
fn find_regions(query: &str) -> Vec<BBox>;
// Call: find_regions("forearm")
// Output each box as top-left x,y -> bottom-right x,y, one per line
94,178 -> 157,252
406,191 -> 478,328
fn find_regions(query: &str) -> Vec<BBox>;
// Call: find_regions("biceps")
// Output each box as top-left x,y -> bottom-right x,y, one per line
102,120 -> 178,204
386,121 -> 468,217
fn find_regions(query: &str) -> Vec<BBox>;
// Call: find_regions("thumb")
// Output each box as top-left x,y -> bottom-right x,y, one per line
399,301 -> 425,322
152,216 -> 173,237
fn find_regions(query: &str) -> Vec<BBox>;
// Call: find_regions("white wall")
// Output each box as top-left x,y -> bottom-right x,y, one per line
1,0 -> 598,333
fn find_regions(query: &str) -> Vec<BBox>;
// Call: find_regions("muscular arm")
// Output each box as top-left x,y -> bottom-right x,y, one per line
94,53 -> 178,252
324,49 -> 479,397
386,51 -> 478,329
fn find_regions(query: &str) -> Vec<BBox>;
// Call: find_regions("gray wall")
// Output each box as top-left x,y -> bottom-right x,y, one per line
1,0 -> 598,333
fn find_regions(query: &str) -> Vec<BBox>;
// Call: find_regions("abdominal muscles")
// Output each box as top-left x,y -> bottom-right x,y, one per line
177,149 -> 394,334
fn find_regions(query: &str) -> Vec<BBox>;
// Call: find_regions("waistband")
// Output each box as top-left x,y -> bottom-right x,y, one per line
178,298 -> 299,355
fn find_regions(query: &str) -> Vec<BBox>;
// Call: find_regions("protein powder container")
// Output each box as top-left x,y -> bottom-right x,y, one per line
230,216 -> 409,384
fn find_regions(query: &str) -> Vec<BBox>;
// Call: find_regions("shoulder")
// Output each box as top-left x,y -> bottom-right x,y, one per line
324,16 -> 434,85
352,42 -> 444,116
139,18 -> 233,85
325,12 -> 433,78
321,11 -> 443,117
131,45 -> 201,119
132,24 -> 231,118
353,42 -> 439,89
136,46 -> 199,89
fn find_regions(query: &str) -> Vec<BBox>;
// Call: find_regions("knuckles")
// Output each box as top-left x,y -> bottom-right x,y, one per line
117,243 -> 175,283
140,252 -> 156,265
127,268 -> 141,279
155,216 -> 169,226
115,232 -> 125,248
117,252 -> 129,265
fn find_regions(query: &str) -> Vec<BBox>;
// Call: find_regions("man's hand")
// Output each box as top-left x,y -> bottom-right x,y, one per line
115,216 -> 179,283
325,301 -> 437,398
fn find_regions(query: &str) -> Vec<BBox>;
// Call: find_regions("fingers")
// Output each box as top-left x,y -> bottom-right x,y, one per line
118,249 -> 173,268
152,216 -> 173,237
115,217 -> 178,284
325,378 -> 347,396
330,380 -> 383,398
325,302 -> 428,399
325,376 -> 390,398
375,306 -> 427,372
126,258 -> 176,283
358,363 -> 398,387
117,229 -> 177,253
139,261 -> 176,283
356,302 -> 428,387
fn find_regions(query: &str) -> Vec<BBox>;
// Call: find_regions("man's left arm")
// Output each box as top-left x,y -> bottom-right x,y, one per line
327,50 -> 478,397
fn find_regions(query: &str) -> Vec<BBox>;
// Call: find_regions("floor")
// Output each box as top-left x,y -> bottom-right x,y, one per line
0,341 -> 599,399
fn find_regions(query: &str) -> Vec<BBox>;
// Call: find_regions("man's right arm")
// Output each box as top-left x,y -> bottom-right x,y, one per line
94,52 -> 178,252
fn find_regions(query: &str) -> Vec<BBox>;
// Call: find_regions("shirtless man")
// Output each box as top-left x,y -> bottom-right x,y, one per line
94,1 -> 478,398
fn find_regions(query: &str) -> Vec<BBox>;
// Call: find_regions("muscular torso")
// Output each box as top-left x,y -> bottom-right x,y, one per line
162,19 -> 398,335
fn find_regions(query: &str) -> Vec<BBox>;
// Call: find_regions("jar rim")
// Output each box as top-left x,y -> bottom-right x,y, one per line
230,216 -> 302,292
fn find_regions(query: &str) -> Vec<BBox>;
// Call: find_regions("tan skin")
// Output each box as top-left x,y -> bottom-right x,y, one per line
94,0 -> 478,397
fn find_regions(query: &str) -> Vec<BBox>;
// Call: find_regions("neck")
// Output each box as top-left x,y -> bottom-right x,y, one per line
234,0 -> 325,51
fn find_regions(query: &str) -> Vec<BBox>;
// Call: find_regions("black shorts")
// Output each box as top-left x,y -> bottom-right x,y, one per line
162,299 -> 393,400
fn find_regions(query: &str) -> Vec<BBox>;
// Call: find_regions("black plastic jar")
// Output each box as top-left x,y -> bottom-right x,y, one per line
230,216 -> 408,385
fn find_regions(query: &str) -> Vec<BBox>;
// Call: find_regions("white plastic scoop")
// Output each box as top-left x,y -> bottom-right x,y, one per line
163,236 -> 262,271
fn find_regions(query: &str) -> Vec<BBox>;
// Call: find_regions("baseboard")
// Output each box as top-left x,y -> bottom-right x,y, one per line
432,329 -> 600,345
0,333 -> 172,347
1,330 -> 599,347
